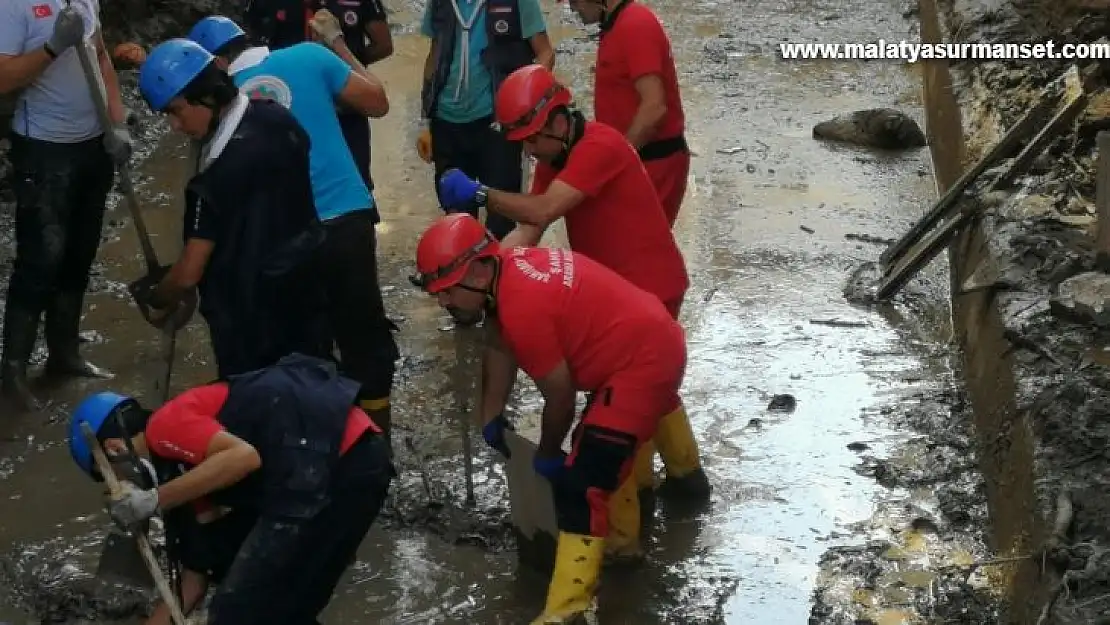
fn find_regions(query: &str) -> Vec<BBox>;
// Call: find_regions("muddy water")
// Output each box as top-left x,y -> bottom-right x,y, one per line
0,0 -> 992,623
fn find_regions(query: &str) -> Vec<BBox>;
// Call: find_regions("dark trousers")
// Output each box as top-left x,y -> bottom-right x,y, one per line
319,211 -> 398,402
207,434 -> 393,625
336,112 -> 380,223
430,115 -> 520,240
3,133 -> 113,360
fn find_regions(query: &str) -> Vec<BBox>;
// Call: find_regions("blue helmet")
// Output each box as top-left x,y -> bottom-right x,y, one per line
68,391 -> 138,477
139,38 -> 215,112
188,16 -> 246,55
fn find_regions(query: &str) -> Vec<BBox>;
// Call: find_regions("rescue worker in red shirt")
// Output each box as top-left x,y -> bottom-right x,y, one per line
566,0 -> 689,226
436,64 -> 710,511
414,213 -> 687,622
67,353 -> 393,625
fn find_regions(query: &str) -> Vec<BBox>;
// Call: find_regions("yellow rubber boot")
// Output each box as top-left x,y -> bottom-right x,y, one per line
632,441 -> 657,529
634,439 -> 656,492
530,532 -> 605,624
654,404 -> 711,500
605,474 -> 644,564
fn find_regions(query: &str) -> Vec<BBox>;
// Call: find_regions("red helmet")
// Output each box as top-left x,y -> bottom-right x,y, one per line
414,214 -> 501,293
495,64 -> 573,141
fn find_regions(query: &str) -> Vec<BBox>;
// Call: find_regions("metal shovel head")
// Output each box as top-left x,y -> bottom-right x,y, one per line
96,530 -> 155,588
503,429 -> 559,540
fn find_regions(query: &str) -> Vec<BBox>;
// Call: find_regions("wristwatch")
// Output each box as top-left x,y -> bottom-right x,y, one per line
475,184 -> 489,206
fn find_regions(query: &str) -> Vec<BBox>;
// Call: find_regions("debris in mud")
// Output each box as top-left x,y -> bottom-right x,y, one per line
1050,271 -> 1110,327
845,233 -> 895,246
809,317 -> 870,328
767,394 -> 796,412
812,108 -> 926,150
0,539 -> 152,624
843,261 -> 882,306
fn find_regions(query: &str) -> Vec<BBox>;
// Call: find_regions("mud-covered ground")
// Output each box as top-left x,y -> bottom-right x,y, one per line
0,0 -> 1036,623
906,0 -> 1110,622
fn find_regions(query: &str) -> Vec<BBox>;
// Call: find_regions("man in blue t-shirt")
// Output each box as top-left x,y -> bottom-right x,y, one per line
188,16 -> 401,450
418,0 -> 554,240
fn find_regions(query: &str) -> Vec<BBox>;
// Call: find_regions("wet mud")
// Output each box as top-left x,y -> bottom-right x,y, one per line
0,0 -> 1023,623
917,0 -> 1110,622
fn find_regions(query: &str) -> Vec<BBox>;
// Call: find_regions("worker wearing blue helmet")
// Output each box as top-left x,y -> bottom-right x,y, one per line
68,353 -> 393,625
186,15 -> 401,453
129,38 -> 331,378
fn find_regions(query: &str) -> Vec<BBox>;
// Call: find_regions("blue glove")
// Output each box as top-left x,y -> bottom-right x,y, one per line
482,413 -> 514,458
533,454 -> 567,482
438,168 -> 482,210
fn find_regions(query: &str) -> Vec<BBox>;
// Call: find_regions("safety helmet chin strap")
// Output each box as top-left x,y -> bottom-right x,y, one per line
598,0 -> 631,31
550,107 -> 587,170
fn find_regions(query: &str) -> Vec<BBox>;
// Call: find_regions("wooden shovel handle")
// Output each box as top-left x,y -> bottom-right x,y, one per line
80,422 -> 188,625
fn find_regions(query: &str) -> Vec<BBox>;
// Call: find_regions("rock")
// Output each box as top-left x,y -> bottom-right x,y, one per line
1051,271 -> 1110,326
812,108 -> 926,150
1065,196 -> 1093,215
1000,193 -> 1056,220
767,394 -> 797,412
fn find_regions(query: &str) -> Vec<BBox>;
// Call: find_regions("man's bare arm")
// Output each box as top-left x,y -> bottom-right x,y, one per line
480,319 -> 519,425
487,180 -> 585,226
529,32 -> 554,71
95,31 -> 125,124
363,19 -> 393,64
625,74 -> 667,150
0,51 -> 52,94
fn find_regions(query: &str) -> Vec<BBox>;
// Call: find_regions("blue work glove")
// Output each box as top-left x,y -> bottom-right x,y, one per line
482,413 -> 514,458
533,453 -> 567,482
438,168 -> 483,210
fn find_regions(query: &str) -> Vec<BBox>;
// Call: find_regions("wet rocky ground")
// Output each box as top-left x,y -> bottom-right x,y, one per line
0,0 -> 1055,623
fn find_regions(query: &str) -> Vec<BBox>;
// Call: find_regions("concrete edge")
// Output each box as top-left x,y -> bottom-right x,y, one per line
919,0 -> 1060,622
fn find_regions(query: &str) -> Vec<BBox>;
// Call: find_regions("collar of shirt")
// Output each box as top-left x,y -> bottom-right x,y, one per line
200,93 -> 250,172
228,46 -> 272,76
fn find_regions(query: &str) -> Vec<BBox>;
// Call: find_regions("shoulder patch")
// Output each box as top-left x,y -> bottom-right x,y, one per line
239,75 -> 294,109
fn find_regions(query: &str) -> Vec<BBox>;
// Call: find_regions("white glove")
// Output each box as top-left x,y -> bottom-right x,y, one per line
108,481 -> 160,529
103,127 -> 133,166
310,10 -> 344,46
46,7 -> 85,57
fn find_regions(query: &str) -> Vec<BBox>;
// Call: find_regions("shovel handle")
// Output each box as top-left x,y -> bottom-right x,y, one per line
80,423 -> 188,625
72,29 -> 161,272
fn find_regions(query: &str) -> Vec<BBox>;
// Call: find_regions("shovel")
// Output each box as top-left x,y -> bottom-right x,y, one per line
503,429 -> 559,570
81,423 -> 188,625
95,529 -> 156,587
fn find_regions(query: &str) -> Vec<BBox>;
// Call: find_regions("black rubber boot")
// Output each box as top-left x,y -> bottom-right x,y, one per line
368,404 -> 393,460
657,467 -> 713,502
43,291 -> 112,379
1,306 -> 42,412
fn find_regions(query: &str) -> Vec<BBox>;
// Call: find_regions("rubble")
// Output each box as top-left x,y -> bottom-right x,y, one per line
933,0 -> 1110,622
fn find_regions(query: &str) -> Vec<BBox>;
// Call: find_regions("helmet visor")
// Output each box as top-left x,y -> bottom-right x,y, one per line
414,232 -> 497,293
498,85 -> 566,140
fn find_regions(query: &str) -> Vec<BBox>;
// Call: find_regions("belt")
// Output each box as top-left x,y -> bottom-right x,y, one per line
637,134 -> 688,162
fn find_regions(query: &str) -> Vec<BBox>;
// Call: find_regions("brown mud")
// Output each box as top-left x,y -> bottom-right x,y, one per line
0,0 -> 1035,623
925,0 -> 1110,622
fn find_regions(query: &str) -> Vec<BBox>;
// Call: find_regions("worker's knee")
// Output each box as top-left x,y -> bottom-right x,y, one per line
555,425 -> 639,536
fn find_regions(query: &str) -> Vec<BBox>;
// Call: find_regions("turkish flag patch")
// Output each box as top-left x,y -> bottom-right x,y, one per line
32,4 -> 53,18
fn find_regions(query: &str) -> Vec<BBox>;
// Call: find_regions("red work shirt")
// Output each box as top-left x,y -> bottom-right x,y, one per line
594,1 -> 685,140
145,383 -> 373,466
494,246 -> 686,391
531,121 -> 688,305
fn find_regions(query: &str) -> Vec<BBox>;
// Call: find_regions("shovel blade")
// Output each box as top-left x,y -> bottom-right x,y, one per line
96,530 -> 155,588
504,430 -> 559,572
